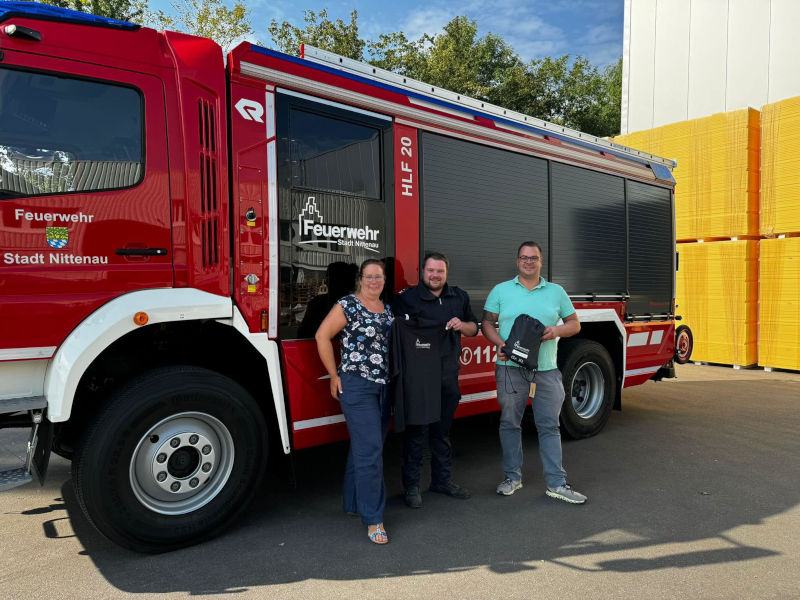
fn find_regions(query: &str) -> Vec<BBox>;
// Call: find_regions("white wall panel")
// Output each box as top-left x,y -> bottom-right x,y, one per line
687,0 -> 728,119
768,0 -> 800,103
625,0 -> 657,133
726,0 -> 770,111
623,0 -> 800,133
652,0 -> 690,127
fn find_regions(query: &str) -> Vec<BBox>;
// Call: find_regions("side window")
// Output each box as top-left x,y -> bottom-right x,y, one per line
289,109 -> 381,199
0,68 -> 143,199
277,97 -> 390,339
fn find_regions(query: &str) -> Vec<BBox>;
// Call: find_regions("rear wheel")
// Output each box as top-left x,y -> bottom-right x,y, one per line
557,339 -> 615,439
72,366 -> 267,553
674,325 -> 693,364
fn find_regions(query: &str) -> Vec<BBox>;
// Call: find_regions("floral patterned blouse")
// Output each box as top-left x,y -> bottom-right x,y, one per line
337,294 -> 393,384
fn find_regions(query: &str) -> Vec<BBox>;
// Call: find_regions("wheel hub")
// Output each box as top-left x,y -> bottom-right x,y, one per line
570,362 -> 605,419
129,413 -> 234,515
678,332 -> 690,355
150,432 -> 212,493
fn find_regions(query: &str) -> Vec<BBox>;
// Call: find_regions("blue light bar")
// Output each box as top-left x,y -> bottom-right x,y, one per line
0,1 -> 139,30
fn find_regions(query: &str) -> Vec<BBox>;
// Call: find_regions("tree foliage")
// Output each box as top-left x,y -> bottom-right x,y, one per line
270,12 -> 622,136
268,9 -> 364,61
35,0 -> 252,52
143,0 -> 252,52
32,1 -> 621,136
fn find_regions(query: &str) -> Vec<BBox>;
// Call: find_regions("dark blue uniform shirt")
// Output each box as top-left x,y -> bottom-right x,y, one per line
391,283 -> 478,372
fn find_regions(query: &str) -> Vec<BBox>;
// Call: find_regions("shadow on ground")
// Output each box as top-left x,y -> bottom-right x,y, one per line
22,377 -> 798,594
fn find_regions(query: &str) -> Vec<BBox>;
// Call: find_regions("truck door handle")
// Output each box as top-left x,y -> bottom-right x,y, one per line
115,248 -> 169,256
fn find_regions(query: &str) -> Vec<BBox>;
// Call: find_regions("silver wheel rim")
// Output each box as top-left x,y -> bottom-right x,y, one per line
570,362 -> 605,419
129,412 -> 235,515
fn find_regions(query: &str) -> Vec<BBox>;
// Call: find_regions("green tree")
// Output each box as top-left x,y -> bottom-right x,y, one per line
268,10 -> 621,136
488,55 -> 569,124
153,0 -> 252,51
419,16 -> 520,99
366,31 -> 426,76
268,9 -> 364,60
36,0 -> 253,51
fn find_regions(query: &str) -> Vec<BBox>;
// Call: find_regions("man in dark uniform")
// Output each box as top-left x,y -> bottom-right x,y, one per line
392,252 -> 478,508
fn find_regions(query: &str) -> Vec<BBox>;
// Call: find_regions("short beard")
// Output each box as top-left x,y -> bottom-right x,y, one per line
424,280 -> 444,292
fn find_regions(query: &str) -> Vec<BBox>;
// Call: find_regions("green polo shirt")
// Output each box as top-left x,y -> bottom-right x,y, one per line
484,276 -> 576,371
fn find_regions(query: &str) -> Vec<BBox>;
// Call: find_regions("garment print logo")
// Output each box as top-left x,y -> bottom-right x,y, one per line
298,196 -> 381,253
415,338 -> 431,350
45,227 -> 69,249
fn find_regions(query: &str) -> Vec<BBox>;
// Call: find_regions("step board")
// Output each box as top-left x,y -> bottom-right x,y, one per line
0,396 -> 46,415
0,467 -> 32,492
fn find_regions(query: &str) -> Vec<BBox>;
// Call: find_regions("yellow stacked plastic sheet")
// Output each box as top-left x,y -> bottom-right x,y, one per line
675,240 -> 758,366
761,96 -> 800,236
616,108 -> 759,241
758,237 -> 800,370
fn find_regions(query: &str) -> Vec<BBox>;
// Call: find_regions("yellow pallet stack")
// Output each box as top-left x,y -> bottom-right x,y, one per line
616,108 -> 760,241
675,241 -> 759,366
761,96 -> 800,237
758,238 -> 800,370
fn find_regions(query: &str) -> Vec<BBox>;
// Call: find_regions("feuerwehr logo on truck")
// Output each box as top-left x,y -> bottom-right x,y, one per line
298,197 -> 380,253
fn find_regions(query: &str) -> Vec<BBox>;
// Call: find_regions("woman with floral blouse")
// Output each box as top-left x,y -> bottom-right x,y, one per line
315,259 -> 393,545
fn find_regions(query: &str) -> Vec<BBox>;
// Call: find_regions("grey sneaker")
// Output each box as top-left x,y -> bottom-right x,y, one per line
496,478 -> 523,496
546,484 -> 587,504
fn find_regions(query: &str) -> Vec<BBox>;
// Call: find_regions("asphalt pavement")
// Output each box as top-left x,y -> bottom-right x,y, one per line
1,364 -> 799,599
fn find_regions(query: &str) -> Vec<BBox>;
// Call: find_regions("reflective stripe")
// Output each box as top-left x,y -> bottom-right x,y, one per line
624,365 -> 661,376
0,347 -> 56,361
265,90 -> 275,140
459,390 -> 497,404
650,330 -> 664,345
267,139 -> 278,338
293,414 -> 346,430
627,332 -> 649,347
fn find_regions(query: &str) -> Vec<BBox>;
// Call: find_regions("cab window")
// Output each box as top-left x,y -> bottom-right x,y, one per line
0,68 -> 143,199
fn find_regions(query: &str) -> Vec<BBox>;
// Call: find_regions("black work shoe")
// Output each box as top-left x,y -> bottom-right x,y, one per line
429,480 -> 471,499
404,486 -> 422,508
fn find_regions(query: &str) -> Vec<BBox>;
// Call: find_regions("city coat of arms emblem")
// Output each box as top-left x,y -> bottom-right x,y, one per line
46,227 -> 69,249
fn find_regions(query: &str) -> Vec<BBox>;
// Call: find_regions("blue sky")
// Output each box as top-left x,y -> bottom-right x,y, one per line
152,0 -> 624,67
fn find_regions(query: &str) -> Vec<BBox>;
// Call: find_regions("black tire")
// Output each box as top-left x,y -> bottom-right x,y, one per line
72,366 -> 267,553
557,339 -> 615,439
674,324 -> 694,364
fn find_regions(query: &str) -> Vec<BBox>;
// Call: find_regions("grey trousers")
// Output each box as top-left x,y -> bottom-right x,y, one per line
495,366 -> 567,488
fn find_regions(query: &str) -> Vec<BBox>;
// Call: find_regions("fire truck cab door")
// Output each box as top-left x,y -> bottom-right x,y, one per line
0,52 -> 172,354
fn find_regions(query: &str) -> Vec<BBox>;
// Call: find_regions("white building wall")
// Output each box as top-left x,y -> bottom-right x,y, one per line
622,0 -> 800,134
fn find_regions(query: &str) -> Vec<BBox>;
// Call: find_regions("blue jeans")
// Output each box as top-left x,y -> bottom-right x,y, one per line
339,372 -> 391,526
495,366 -> 567,488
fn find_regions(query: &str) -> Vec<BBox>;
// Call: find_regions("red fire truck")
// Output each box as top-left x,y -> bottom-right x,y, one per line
0,2 -> 678,552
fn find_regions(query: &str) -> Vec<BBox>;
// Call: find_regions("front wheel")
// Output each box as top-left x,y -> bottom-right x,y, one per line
72,366 -> 267,553
557,339 -> 616,439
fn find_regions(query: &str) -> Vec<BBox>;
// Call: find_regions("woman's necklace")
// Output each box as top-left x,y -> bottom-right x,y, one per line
356,294 -> 383,313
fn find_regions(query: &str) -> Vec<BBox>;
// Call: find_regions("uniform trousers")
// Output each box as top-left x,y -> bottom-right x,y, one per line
401,372 -> 461,489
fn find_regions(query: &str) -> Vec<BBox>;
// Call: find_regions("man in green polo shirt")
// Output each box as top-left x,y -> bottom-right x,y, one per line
481,241 -> 587,504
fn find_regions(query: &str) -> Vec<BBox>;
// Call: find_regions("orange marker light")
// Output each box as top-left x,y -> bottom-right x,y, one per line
133,312 -> 149,326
